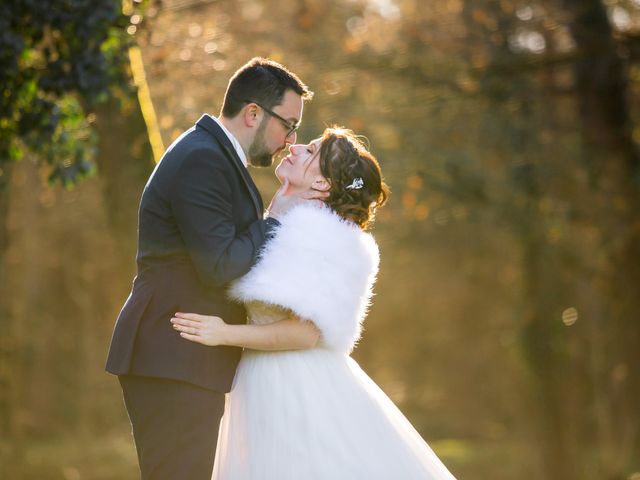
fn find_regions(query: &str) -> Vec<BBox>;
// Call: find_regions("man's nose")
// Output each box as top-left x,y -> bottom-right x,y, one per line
286,131 -> 297,146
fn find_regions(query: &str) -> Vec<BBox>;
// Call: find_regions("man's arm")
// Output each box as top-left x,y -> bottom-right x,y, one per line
170,148 -> 276,286
170,150 -> 326,287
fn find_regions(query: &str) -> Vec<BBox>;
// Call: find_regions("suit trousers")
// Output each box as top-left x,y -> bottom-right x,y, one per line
119,375 -> 225,480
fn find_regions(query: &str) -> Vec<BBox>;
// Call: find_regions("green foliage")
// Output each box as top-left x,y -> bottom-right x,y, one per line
0,0 -> 134,187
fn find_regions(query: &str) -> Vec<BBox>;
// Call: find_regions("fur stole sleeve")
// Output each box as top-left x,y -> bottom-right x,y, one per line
228,203 -> 379,353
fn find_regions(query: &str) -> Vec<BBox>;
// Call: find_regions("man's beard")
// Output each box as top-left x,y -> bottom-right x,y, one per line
248,118 -> 283,167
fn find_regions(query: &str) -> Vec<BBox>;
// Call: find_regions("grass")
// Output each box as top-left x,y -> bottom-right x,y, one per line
2,429 -> 139,480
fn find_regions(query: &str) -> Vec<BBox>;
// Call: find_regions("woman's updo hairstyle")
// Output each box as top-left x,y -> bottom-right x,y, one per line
319,127 -> 389,230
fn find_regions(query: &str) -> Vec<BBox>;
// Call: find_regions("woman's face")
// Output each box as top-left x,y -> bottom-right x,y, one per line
275,138 -> 329,194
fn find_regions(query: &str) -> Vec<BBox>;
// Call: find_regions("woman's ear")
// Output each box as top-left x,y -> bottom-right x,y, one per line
312,177 -> 331,192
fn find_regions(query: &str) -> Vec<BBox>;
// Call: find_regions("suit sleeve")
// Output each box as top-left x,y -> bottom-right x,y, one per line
170,148 -> 278,287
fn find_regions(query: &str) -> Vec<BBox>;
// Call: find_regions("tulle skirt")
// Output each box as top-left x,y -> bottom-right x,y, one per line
212,347 -> 456,480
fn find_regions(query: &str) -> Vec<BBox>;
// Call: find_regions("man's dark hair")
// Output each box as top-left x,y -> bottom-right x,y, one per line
221,57 -> 313,118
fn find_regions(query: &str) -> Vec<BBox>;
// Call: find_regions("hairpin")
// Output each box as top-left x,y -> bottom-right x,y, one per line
345,177 -> 364,190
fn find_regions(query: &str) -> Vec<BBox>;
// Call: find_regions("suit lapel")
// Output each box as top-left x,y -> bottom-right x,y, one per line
195,114 -> 263,219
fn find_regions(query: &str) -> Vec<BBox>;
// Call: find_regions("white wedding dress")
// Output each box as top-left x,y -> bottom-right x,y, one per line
211,302 -> 456,480
211,204 -> 456,479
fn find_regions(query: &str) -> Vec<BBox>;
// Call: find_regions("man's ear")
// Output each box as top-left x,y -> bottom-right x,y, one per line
312,177 -> 331,192
243,103 -> 261,128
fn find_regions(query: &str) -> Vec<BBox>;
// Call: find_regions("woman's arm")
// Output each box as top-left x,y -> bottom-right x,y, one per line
170,312 -> 321,351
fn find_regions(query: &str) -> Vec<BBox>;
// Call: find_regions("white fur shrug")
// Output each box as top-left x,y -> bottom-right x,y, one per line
228,203 -> 379,353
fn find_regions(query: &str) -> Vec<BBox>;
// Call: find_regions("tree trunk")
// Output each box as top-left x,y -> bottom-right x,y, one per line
93,95 -> 155,269
461,2 -> 577,477
0,162 -> 23,479
0,81 -> 152,478
561,0 -> 640,477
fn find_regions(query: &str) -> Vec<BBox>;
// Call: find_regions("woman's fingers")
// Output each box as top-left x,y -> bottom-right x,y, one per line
171,313 -> 225,347
171,317 -> 201,336
171,317 -> 200,328
179,332 -> 205,344
302,189 -> 330,200
172,322 -> 199,335
174,312 -> 203,321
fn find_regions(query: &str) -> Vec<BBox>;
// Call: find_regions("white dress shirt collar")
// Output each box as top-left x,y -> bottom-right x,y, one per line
210,115 -> 248,168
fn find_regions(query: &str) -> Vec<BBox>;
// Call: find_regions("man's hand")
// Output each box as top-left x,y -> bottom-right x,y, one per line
267,178 -> 330,220
171,312 -> 228,346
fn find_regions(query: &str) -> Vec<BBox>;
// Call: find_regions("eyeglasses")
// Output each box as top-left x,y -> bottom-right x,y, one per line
244,99 -> 300,138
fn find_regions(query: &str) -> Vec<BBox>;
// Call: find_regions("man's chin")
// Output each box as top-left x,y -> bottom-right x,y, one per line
248,154 -> 274,168
250,147 -> 286,167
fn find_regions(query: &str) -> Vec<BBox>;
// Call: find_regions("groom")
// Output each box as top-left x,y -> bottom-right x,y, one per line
106,58 -> 315,479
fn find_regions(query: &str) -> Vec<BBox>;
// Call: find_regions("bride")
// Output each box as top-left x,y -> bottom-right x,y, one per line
170,127 -> 457,479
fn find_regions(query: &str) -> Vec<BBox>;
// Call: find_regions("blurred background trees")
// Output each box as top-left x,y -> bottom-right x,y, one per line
0,1 -> 152,478
1,0 -> 639,478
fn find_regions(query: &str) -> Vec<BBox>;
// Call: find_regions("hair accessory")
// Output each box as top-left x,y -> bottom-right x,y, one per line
345,177 -> 364,190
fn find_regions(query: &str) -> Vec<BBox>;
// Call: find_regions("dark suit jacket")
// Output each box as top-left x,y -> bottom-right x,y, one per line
105,114 -> 278,392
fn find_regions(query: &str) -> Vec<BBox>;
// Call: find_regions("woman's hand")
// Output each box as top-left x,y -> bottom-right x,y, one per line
170,312 -> 228,346
267,178 -> 329,220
